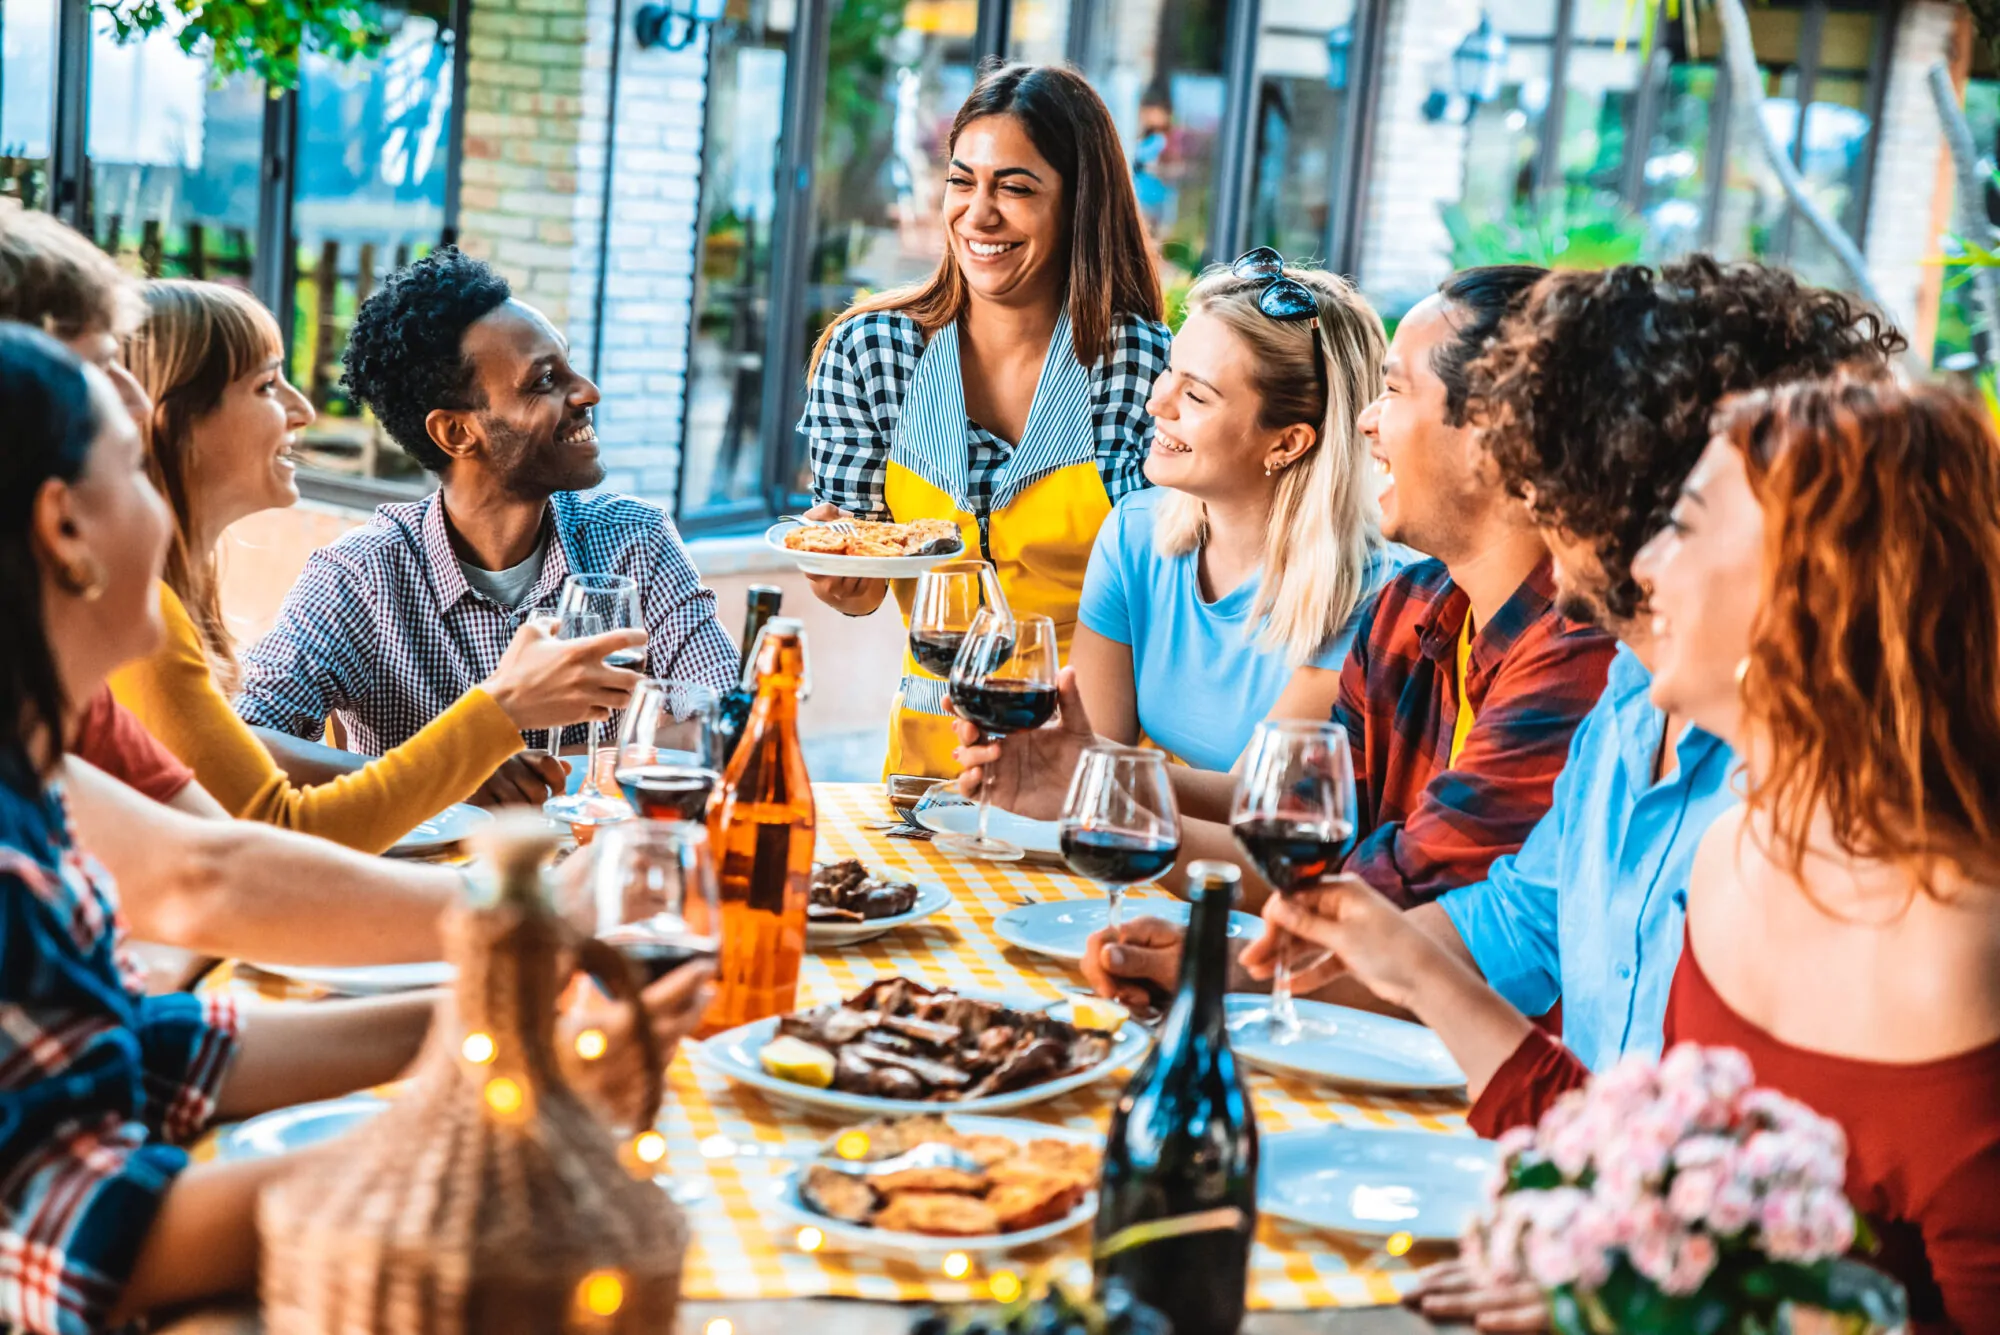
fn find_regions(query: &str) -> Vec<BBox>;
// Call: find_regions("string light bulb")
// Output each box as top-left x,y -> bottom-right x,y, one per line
942,1251 -> 972,1280
483,1076 -> 523,1115
834,1130 -> 871,1161
795,1225 -> 825,1253
705,1318 -> 734,1335
579,1270 -> 624,1316
633,1132 -> 667,1164
988,1270 -> 1022,1302
461,1031 -> 496,1064
574,1028 -> 609,1061
1386,1231 -> 1414,1258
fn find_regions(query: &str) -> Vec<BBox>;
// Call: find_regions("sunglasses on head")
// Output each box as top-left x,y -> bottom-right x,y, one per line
1232,246 -> 1320,324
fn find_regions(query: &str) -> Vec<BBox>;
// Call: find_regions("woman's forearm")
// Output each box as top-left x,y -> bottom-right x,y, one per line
219,993 -> 438,1117
1166,765 -> 1239,824
1398,952 -> 1536,1100
109,1156 -> 295,1324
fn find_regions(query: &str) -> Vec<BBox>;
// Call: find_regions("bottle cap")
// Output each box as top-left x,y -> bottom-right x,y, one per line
748,584 -> 782,598
1187,860 -> 1241,900
766,617 -> 804,635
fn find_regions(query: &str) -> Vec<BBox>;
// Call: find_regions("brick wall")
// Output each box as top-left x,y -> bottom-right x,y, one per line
456,0 -> 709,508
1863,0 -> 1962,346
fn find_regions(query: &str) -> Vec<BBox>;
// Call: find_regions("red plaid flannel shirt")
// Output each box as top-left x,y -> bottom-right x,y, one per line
1334,557 -> 1617,906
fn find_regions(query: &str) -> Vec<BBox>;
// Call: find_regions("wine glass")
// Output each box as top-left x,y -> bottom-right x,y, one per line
544,573 -> 642,826
1227,719 -> 1356,1045
909,559 -> 1007,679
613,680 -> 723,823
940,609 -> 1058,862
1059,744 -> 1180,936
579,819 -> 723,986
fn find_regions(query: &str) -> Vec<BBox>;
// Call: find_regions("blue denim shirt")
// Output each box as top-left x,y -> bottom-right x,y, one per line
1438,645 -> 1737,1071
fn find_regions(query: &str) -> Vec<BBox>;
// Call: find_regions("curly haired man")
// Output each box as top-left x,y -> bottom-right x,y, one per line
233,248 -> 738,801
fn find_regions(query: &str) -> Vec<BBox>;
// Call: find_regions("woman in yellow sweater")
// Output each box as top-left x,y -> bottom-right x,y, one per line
109,280 -> 642,852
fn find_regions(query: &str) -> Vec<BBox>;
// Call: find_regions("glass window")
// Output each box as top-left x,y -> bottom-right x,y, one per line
1638,61 -> 1719,260
289,7 -> 457,486
791,0 -> 979,500
1778,10 -> 1879,289
1014,0 -> 1229,287
681,0 -> 794,517
1,0 -> 57,208
1245,0 -> 1357,265
1457,0 -> 1558,228
85,11 -> 264,285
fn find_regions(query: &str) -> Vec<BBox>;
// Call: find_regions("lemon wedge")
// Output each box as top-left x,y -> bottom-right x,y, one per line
760,1036 -> 837,1088
1066,997 -> 1129,1032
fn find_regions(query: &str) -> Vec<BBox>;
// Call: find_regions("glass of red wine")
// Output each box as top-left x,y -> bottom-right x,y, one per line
580,819 -> 722,990
941,609 -> 1059,862
909,559 -> 1007,679
1060,743 -> 1180,935
613,679 -> 722,823
544,572 -> 643,826
1227,719 -> 1356,1045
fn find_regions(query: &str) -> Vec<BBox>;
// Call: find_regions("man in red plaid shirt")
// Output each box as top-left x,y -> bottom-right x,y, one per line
958,267 -> 1616,929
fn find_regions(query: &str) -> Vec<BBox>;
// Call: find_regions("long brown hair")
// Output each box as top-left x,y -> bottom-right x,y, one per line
1718,375 -> 2000,894
809,61 -> 1161,375
1153,264 -> 1386,664
122,280 -> 283,690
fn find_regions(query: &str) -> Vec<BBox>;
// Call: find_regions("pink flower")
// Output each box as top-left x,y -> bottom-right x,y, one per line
1666,1163 -> 1722,1224
1661,1232 -> 1719,1295
1708,1178 -> 1757,1235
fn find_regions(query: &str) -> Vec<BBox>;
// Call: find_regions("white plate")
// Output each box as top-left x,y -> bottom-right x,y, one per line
1258,1125 -> 1499,1242
214,1093 -> 388,1162
1223,996 -> 1466,1093
910,790 -> 1063,859
389,802 -> 492,857
992,898 -> 1266,964
251,960 -> 456,996
808,877 -> 954,948
764,520 -> 967,579
693,992 -> 1149,1116
767,1115 -> 1100,1257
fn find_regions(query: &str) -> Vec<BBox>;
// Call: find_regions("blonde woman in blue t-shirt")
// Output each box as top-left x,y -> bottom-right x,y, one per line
1072,252 -> 1413,773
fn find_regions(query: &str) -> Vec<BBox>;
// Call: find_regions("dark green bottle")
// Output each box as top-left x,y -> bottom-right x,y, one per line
1092,862 -> 1258,1335
715,584 -> 782,768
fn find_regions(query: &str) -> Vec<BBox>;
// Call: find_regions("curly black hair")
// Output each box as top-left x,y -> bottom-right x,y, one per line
1471,255 -> 1906,622
341,246 -> 511,472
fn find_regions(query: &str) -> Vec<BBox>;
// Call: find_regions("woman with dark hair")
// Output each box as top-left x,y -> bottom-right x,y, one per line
1253,376 -> 2000,1332
0,323 -> 442,1332
798,61 -> 1170,778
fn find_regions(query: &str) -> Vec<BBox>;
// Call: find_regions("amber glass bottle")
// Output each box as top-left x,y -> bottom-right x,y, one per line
699,617 -> 813,1035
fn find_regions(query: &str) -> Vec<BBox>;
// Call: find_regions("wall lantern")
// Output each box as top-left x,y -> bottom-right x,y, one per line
634,0 -> 726,51
1325,20 -> 1354,92
1452,12 -> 1508,106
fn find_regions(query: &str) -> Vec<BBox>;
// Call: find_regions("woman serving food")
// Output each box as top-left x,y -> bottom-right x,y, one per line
797,62 -> 1170,778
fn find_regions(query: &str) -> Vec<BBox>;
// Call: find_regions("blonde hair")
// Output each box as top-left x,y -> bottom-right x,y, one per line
0,210 -> 145,340
1153,265 -> 1387,665
122,280 -> 284,691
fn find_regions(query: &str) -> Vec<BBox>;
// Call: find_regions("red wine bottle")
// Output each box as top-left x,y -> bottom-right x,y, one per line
1093,861 -> 1258,1335
716,585 -> 782,768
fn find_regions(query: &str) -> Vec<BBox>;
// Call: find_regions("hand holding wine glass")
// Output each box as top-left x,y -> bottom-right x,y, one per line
1227,719 -> 1356,1045
614,679 -> 723,823
1060,744 -> 1180,936
940,609 -> 1059,861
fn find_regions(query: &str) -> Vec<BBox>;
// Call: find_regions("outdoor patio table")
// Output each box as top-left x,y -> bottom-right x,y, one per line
204,783 -> 1479,1316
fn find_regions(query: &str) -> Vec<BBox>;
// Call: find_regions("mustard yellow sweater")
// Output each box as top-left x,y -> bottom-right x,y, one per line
110,582 -> 523,853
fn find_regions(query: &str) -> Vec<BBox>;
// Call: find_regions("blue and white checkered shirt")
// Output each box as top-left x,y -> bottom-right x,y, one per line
233,490 -> 739,755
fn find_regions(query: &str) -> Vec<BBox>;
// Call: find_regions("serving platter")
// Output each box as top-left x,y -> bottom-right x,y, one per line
764,520 -> 967,580
808,877 -> 954,948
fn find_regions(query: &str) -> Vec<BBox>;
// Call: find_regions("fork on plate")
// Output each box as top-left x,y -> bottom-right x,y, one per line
780,513 -> 859,535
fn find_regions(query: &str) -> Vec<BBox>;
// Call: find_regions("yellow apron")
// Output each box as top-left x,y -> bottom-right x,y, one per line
881,312 -> 1110,778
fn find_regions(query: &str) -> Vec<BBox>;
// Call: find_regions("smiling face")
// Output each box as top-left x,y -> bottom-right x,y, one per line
1143,307 -> 1310,501
1631,435 -> 1764,742
1356,295 -> 1492,560
453,299 -> 604,498
184,328 -> 315,529
944,114 -> 1070,308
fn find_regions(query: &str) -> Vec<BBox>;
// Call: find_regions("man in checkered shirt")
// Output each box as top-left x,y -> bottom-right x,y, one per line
234,249 -> 738,801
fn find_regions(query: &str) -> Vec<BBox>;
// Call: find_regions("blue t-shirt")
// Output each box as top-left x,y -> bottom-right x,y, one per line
1078,488 -> 1416,772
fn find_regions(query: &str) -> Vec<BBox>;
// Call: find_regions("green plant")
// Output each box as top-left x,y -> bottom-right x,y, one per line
1443,190 -> 1648,271
93,0 -> 405,89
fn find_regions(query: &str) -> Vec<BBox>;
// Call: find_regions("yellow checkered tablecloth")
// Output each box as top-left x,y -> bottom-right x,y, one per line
213,783 -> 1474,1311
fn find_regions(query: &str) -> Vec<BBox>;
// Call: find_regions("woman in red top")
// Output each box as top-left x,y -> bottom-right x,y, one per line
1252,376 -> 2000,1333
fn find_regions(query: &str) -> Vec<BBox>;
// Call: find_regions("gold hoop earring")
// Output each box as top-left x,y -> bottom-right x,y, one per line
1733,656 -> 1751,684
57,558 -> 106,602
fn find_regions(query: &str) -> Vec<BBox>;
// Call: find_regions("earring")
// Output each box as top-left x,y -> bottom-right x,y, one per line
57,558 -> 106,602
1733,656 -> 1751,684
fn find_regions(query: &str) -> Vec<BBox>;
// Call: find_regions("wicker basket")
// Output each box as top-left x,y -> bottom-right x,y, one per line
259,817 -> 688,1334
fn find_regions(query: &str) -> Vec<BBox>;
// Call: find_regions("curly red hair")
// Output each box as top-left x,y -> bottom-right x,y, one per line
1716,375 -> 2000,893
